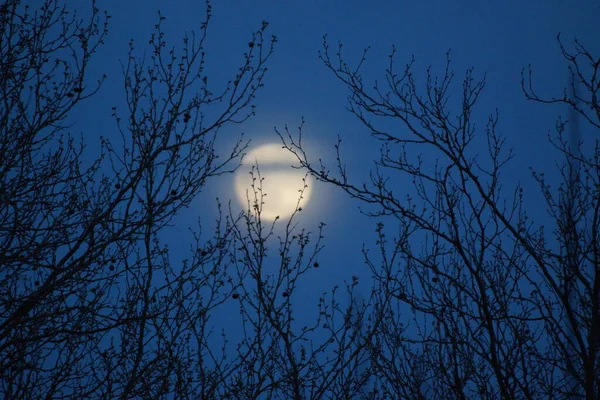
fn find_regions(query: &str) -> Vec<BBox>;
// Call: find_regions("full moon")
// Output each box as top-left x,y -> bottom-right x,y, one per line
235,143 -> 312,221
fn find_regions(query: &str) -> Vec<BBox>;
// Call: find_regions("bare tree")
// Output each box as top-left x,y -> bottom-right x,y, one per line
9,1 -> 597,399
222,167 -> 376,400
280,35 -> 600,399
0,0 -> 276,397
0,1 -> 377,399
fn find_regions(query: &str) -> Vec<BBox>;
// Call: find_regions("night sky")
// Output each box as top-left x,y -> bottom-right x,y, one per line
65,0 -> 599,351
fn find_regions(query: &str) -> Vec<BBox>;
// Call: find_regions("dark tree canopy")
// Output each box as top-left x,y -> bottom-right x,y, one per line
1,0 -> 599,399
280,34 -> 600,399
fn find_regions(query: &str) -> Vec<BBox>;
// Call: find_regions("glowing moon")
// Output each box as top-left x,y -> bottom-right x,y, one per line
235,143 -> 312,221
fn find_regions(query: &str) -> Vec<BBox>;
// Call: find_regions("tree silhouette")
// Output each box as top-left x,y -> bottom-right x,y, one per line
280,35 -> 600,399
0,1 -> 372,398
2,1 -> 598,399
0,0 -> 269,397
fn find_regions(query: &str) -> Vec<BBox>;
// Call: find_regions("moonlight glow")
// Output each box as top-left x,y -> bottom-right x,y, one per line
235,143 -> 312,221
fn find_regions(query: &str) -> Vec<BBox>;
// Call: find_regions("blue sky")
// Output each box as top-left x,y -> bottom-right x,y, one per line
67,0 -> 599,343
